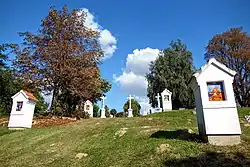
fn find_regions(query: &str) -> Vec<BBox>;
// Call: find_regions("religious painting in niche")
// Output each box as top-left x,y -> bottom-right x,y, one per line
86,105 -> 90,111
16,101 -> 23,111
164,95 -> 169,101
207,82 -> 225,101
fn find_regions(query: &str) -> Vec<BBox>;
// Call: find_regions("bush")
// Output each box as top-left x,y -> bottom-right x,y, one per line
110,109 -> 117,117
72,111 -> 90,120
115,112 -> 125,117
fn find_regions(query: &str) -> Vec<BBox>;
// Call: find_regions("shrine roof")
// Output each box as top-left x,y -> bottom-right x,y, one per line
12,90 -> 38,102
162,89 -> 172,95
23,90 -> 38,101
193,58 -> 236,79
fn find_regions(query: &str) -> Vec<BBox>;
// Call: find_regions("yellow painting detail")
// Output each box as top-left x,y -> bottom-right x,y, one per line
207,82 -> 225,101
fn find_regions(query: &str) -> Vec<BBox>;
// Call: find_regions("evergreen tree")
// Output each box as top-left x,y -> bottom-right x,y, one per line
146,39 -> 195,109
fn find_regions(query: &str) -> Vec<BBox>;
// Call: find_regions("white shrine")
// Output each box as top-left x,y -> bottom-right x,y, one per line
8,90 -> 38,129
189,58 -> 241,145
84,100 -> 93,118
100,96 -> 106,118
161,89 -> 172,111
127,94 -> 134,117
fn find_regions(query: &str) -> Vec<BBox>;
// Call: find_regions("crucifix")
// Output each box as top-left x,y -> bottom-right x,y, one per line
100,95 -> 106,118
127,94 -> 134,117
155,93 -> 161,108
127,94 -> 134,110
100,95 -> 106,109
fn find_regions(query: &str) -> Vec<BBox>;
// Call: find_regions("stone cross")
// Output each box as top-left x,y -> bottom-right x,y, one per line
100,96 -> 106,109
100,95 -> 106,118
155,93 -> 161,108
127,94 -> 134,109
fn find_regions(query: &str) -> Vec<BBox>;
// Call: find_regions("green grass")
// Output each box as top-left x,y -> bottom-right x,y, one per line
0,108 -> 250,167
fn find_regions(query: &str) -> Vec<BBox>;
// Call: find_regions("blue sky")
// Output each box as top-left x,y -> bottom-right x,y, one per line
1,0 -> 250,113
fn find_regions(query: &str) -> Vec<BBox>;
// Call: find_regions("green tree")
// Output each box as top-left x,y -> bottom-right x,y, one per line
146,39 -> 195,109
115,112 -> 124,117
93,104 -> 99,117
110,109 -> 117,116
12,6 -> 111,116
0,44 -> 47,115
0,44 -> 8,69
33,92 -> 48,114
123,99 -> 141,117
104,105 -> 110,117
0,44 -> 19,114
0,71 -> 47,115
0,70 -> 20,114
205,28 -> 250,107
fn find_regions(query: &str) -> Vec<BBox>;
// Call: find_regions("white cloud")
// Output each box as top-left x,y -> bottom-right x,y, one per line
134,96 -> 151,115
82,8 -> 117,60
113,71 -> 148,96
126,48 -> 160,75
114,48 -> 160,114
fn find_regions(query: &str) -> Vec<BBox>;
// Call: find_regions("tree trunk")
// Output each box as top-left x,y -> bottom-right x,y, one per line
50,87 -> 58,114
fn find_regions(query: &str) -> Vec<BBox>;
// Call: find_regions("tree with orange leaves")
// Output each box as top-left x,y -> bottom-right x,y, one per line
12,6 -> 111,115
205,28 -> 250,106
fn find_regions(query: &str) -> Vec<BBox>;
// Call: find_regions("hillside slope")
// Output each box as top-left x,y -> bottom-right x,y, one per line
0,109 -> 250,167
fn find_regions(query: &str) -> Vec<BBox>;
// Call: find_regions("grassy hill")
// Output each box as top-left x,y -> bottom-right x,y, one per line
0,108 -> 250,167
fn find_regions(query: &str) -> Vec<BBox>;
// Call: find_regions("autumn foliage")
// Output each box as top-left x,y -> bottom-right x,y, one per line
205,28 -> 250,106
12,6 -> 111,115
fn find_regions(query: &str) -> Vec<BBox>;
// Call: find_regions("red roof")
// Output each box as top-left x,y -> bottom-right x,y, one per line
23,90 -> 38,101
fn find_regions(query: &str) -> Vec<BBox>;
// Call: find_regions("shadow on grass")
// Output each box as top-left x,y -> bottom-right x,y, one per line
164,151 -> 250,167
150,129 -> 203,143
0,127 -> 17,137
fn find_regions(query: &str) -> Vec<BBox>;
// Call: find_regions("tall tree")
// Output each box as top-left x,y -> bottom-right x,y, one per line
0,44 -> 47,114
123,99 -> 141,117
0,44 -> 8,69
205,28 -> 250,106
0,44 -> 19,114
0,70 -> 20,114
12,6 -> 111,115
146,39 -> 195,109
104,105 -> 110,117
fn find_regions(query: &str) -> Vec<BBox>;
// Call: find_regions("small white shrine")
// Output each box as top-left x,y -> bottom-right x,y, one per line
161,89 -> 172,111
84,100 -> 93,118
189,58 -> 241,145
8,90 -> 38,129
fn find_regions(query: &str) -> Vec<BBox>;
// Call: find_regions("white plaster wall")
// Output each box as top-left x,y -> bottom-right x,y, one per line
8,93 -> 35,128
195,64 -> 241,135
24,101 -> 36,128
203,108 -> 241,134
161,91 -> 172,111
